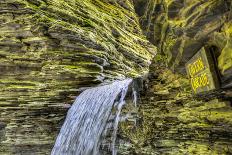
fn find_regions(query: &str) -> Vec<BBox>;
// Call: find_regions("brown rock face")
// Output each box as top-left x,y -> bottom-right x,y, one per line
0,0 -> 155,107
134,0 -> 232,74
1,0 -> 232,155
0,0 -> 156,154
120,62 -> 232,155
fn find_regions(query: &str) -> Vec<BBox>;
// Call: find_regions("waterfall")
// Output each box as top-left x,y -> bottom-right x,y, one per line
51,79 -> 136,155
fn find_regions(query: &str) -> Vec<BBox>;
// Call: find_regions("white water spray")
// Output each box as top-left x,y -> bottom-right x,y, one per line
52,79 -> 136,155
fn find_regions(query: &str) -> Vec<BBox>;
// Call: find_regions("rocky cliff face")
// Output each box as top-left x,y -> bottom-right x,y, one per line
120,61 -> 232,154
134,0 -> 232,75
0,0 -> 156,108
0,0 -> 155,154
0,0 -> 232,155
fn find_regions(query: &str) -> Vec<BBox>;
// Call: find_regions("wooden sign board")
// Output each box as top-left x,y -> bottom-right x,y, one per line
185,48 -> 219,94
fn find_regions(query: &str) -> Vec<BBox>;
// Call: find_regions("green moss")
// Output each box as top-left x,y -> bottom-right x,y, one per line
218,41 -> 232,74
0,79 -> 39,86
7,85 -> 37,90
0,1 -> 156,153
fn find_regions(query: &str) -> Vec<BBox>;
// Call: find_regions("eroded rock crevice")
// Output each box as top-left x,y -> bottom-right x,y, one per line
134,0 -> 232,75
0,1 -> 156,154
0,0 -> 232,154
120,61 -> 232,154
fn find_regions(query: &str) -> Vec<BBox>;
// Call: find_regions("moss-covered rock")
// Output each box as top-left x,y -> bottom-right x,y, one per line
1,0 -> 232,154
218,22 -> 232,76
134,0 -> 231,74
0,0 -> 156,154
120,61 -> 232,154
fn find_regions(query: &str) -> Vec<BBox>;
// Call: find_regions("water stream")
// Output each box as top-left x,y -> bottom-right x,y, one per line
51,79 -> 136,155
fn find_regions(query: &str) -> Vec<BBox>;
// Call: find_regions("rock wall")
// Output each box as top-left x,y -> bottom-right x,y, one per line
120,60 -> 232,155
134,0 -> 232,74
0,0 -> 156,108
0,0 -> 156,154
1,0 -> 232,155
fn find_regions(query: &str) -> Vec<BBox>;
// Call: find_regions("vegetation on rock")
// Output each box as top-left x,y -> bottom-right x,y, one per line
0,0 -> 232,154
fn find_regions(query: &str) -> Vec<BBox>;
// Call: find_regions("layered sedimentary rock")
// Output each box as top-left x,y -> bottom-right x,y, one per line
0,0 -> 156,154
1,0 -> 232,155
0,0 -> 156,108
120,61 -> 232,155
134,0 -> 232,75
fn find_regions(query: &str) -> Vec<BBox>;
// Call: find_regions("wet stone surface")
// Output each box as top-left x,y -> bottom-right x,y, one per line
119,63 -> 232,155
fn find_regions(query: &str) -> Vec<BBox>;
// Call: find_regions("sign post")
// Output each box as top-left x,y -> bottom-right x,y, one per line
185,48 -> 219,94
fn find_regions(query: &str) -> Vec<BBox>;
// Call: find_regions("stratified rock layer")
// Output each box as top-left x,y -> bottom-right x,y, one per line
120,61 -> 232,154
134,0 -> 232,74
0,0 -> 156,154
1,0 -> 232,155
0,0 -> 156,107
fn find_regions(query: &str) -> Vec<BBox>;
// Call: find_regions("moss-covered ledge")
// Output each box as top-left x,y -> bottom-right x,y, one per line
0,0 -> 156,154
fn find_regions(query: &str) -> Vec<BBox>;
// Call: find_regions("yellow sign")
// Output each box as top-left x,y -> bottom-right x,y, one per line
191,73 -> 209,93
185,47 -> 219,94
188,57 -> 204,77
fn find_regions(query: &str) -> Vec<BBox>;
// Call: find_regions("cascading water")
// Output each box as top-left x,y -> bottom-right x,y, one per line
51,79 -> 137,155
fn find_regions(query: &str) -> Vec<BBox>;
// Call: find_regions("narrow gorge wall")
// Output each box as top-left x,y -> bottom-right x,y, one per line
0,0 -> 156,154
120,62 -> 232,154
134,0 -> 232,75
1,0 -> 232,155
118,1 -> 232,153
